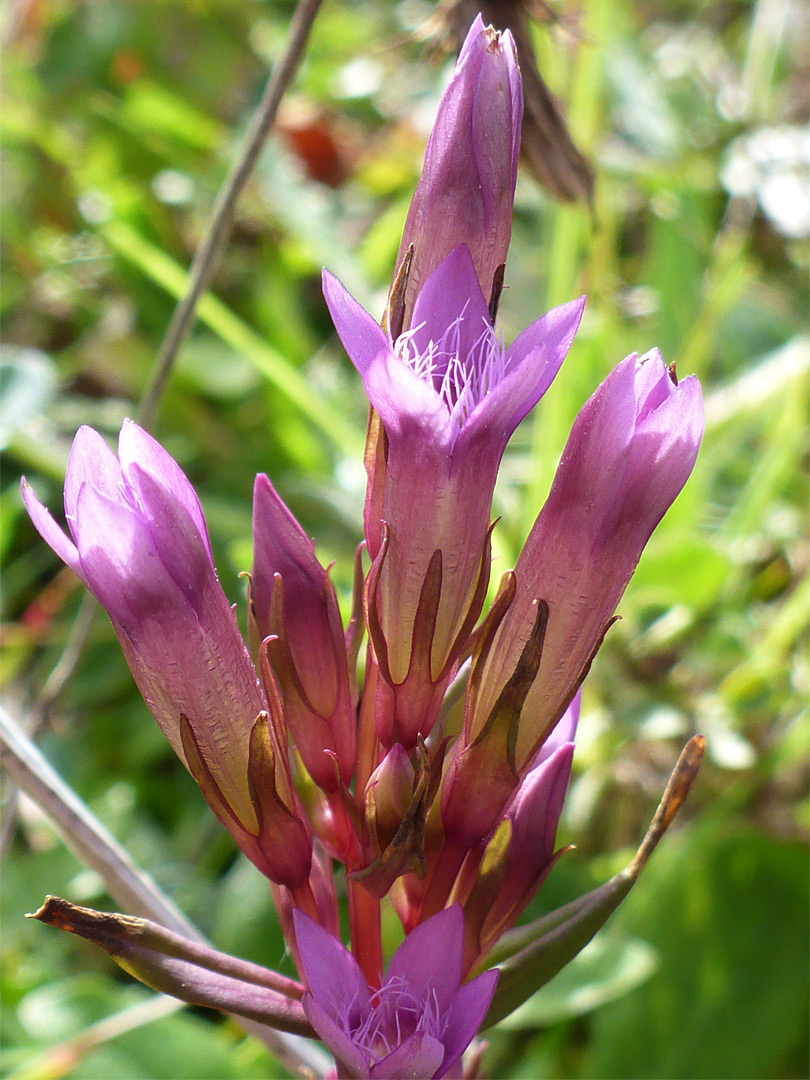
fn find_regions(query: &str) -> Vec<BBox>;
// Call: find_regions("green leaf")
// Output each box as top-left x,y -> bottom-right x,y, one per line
497,934 -> 658,1028
482,736 -> 705,1029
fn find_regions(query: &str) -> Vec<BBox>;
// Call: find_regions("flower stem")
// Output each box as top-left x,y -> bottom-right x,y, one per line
348,880 -> 382,988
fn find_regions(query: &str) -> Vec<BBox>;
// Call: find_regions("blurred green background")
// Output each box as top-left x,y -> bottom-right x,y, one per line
1,0 -> 807,1077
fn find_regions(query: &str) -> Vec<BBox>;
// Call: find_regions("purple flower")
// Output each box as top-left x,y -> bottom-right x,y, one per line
394,14 -> 522,328
293,904 -> 497,1080
479,738 -> 574,951
472,350 -> 704,772
22,421 -> 312,889
442,696 -> 578,971
324,245 -> 584,748
251,474 -> 356,793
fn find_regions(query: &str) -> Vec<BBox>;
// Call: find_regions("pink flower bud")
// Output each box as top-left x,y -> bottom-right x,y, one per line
473,350 -> 704,771
22,422 -> 312,889
364,744 -> 416,852
251,474 -> 356,791
394,15 -> 522,329
481,741 -> 574,948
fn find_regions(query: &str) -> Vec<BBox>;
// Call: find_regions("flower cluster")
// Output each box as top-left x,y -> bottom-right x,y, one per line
24,16 -> 703,1080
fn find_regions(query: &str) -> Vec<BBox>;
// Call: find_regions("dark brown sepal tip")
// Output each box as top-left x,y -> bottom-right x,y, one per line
488,263 -> 506,324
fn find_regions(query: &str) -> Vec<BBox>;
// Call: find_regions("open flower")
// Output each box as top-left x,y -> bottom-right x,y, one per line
22,421 -> 312,889
324,245 -> 584,747
293,904 -> 497,1079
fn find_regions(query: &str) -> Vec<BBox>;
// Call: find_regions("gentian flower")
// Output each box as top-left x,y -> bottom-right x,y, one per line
22,421 -> 312,890
293,904 -> 497,1079
322,15 -> 581,751
21,15 -> 709,1074
449,695 -> 578,972
323,246 -> 584,748
441,351 -> 703,847
476,741 -> 574,951
477,349 -> 704,769
394,14 -> 522,326
251,474 -> 356,794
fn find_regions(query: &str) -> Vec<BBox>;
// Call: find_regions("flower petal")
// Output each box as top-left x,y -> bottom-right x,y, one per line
386,905 -> 463,1014
252,473 -> 339,714
302,994 -> 371,1079
125,464 -> 214,605
21,478 -> 85,584
363,350 -> 450,443
63,426 -> 122,529
533,691 -> 580,767
509,743 -> 574,860
434,970 -> 499,1079
322,269 -> 389,377
472,29 -> 521,229
370,1032 -> 445,1080
118,419 -> 212,564
394,17 -> 520,321
409,245 -> 491,365
71,482 -> 181,629
479,295 -> 585,431
450,297 -> 583,468
293,911 -> 370,1022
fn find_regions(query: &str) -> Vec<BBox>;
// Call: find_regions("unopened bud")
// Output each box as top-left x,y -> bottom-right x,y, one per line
365,744 -> 415,852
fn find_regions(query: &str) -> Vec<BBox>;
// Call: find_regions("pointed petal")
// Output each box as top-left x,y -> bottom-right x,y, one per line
322,272 -> 449,439
371,1032 -> 445,1080
476,295 -> 585,433
63,426 -> 122,527
322,269 -> 389,377
472,31 -> 522,225
394,18 -> 521,319
435,970 -> 499,1078
72,482 -> 179,627
450,297 -> 583,467
252,473 -> 339,711
126,464 -> 213,604
303,994 -> 371,1079
118,419 -> 213,564
630,373 -> 703,512
363,352 -> 450,443
456,12 -> 485,65
21,478 -> 84,583
386,905 -> 463,1013
508,743 -> 574,863
634,348 -> 675,417
547,353 -> 639,519
293,911 -> 370,1021
409,246 -> 491,364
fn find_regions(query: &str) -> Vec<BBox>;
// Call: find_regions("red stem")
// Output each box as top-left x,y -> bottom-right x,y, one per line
348,878 -> 382,988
